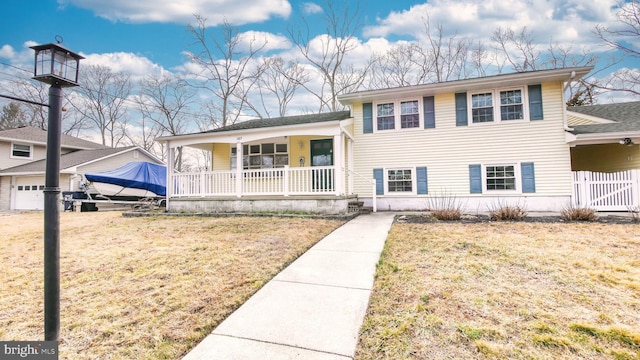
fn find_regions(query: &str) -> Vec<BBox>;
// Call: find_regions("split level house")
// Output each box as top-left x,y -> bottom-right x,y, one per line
0,126 -> 162,210
158,66 -> 640,214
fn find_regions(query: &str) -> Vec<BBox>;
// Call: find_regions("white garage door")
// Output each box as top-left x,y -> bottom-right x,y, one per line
15,177 -> 45,210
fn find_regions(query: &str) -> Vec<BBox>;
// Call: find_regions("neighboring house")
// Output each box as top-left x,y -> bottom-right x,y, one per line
158,66 -> 638,214
0,127 -> 162,210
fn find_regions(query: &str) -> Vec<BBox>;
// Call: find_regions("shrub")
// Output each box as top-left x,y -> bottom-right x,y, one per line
561,204 -> 598,221
426,192 -> 465,221
488,201 -> 528,221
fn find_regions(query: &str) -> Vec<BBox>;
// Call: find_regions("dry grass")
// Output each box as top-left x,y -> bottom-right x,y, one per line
357,221 -> 640,359
0,211 -> 343,359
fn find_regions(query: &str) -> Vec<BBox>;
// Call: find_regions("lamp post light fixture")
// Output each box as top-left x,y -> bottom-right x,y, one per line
30,39 -> 83,342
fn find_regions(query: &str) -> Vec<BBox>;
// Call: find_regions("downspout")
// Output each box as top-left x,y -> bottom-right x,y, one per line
563,70 -> 576,132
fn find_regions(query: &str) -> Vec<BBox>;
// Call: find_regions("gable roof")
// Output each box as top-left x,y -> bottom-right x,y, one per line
338,66 -> 594,104
0,146 -> 139,175
0,126 -> 106,150
202,111 -> 352,134
569,101 -> 640,135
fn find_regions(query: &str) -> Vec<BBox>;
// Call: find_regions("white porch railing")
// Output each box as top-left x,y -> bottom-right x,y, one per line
572,170 -> 640,211
171,166 -> 337,197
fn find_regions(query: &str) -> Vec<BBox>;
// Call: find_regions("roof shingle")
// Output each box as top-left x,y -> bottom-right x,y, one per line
569,101 -> 640,135
0,126 -> 106,149
0,147 -> 136,174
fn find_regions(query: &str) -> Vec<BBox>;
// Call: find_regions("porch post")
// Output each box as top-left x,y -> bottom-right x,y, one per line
348,138 -> 354,195
236,141 -> 243,198
333,133 -> 344,196
165,143 -> 174,211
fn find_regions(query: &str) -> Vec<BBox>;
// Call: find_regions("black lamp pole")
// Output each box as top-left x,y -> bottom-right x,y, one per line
31,40 -> 83,342
43,84 -> 63,341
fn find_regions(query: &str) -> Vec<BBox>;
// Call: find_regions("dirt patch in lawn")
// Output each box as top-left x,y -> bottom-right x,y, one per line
357,220 -> 640,359
0,211 -> 344,359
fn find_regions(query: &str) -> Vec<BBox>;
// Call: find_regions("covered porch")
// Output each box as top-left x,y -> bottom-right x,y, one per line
159,111 -> 371,214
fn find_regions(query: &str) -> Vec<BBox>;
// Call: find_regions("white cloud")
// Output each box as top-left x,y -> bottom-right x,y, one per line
57,0 -> 292,25
363,0 -> 621,51
82,52 -> 165,80
302,2 -> 323,15
0,45 -> 16,59
238,31 -> 291,53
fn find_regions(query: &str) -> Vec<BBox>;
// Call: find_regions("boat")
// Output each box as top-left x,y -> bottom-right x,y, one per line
84,161 -> 166,200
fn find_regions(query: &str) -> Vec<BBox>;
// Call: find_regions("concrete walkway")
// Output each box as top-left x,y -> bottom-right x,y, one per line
183,212 -> 396,360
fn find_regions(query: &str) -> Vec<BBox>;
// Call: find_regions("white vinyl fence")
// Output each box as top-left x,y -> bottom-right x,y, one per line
572,170 -> 640,211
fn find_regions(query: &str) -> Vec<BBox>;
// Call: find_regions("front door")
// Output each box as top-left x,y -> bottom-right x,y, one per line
310,139 -> 333,191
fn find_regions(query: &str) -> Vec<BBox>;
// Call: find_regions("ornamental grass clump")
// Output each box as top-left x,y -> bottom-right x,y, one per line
487,201 -> 528,221
561,204 -> 598,221
426,192 -> 465,221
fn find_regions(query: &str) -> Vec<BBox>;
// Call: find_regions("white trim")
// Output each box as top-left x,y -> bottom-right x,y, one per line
468,87 -> 530,125
10,142 -> 33,160
482,163 -> 522,194
373,99 -> 423,133
383,167 -> 417,195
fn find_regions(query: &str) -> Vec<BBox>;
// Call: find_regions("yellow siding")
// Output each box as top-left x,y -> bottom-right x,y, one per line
289,135 -> 332,167
351,81 -> 573,197
571,144 -> 640,172
567,114 -> 599,125
212,143 -> 229,171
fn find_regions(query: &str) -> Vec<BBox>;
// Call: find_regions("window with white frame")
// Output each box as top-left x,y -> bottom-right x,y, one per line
470,88 -> 525,124
376,99 -> 421,131
11,143 -> 32,159
387,168 -> 413,192
231,143 -> 288,170
499,90 -> 524,120
376,103 -> 395,130
400,100 -> 420,128
485,165 -> 516,191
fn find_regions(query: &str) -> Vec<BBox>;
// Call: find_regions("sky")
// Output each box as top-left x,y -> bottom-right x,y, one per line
0,0 -> 638,124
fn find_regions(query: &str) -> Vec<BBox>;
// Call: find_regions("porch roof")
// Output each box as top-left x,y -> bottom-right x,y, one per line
566,101 -> 640,145
158,111 -> 353,148
568,101 -> 640,135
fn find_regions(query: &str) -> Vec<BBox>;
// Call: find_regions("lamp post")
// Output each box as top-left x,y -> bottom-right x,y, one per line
30,40 -> 83,342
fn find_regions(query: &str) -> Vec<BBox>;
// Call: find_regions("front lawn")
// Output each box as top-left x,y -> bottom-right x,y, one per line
0,211 -> 343,359
357,221 -> 640,359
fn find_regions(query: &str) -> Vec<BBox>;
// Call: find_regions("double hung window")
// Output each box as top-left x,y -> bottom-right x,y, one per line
376,99 -> 421,131
485,165 -> 516,191
470,88 -> 525,124
387,169 -> 413,193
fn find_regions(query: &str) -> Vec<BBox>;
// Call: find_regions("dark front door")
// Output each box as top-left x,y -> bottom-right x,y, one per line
310,139 -> 333,191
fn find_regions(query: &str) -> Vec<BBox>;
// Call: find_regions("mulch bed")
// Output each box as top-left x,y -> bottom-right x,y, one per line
396,213 -> 639,225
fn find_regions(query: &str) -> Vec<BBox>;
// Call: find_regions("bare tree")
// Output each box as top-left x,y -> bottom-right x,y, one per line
491,27 -> 539,72
0,102 -> 28,130
186,16 -> 267,128
255,57 -> 309,118
368,43 -> 423,89
593,1 -> 640,99
288,0 -> 367,112
421,18 -> 471,82
72,65 -> 132,147
135,73 -> 195,171
595,1 -> 640,57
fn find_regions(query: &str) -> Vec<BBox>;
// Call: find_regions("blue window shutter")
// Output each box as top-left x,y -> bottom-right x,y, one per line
423,96 -> 435,129
455,92 -> 468,126
469,164 -> 482,194
363,103 -> 373,133
521,162 -> 536,193
416,166 -> 428,194
373,168 -> 384,195
528,84 -> 543,120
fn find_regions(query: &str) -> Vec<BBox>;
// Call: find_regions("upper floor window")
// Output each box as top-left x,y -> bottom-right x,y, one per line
376,103 -> 395,130
375,99 -> 421,131
400,101 -> 420,128
469,88 -> 526,124
11,143 -> 32,159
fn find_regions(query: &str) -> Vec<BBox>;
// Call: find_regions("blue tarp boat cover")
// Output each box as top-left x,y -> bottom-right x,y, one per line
85,162 -> 167,196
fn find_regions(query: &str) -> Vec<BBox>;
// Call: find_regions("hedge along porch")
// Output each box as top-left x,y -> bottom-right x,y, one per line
158,111 -> 362,214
